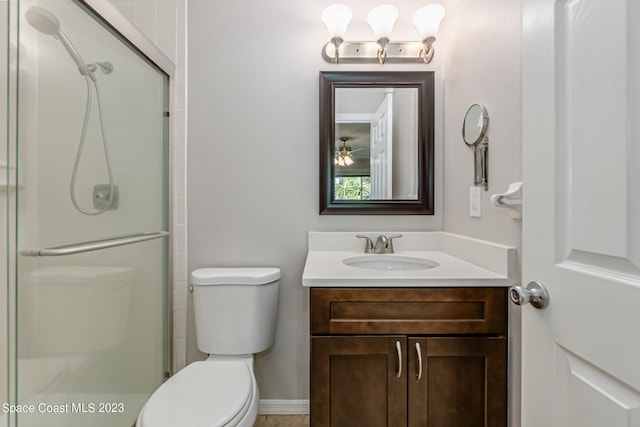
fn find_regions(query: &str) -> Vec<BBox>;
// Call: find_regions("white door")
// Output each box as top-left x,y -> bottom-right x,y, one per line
522,0 -> 640,426
370,89 -> 393,199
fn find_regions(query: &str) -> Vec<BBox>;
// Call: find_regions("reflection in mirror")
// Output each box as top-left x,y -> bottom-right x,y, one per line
334,88 -> 418,201
334,124 -> 371,200
319,71 -> 434,214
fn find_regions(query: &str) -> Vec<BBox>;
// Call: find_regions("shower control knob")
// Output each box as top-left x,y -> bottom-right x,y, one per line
92,184 -> 119,211
509,281 -> 549,309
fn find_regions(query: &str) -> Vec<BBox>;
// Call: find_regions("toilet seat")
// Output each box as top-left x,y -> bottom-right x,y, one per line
137,361 -> 253,427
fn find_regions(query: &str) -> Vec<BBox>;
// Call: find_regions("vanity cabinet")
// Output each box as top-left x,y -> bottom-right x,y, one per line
310,287 -> 507,427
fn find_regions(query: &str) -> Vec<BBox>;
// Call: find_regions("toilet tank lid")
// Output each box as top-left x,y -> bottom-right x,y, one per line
190,267 -> 281,286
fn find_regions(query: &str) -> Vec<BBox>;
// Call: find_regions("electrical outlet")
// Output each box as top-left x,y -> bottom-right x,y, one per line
470,187 -> 481,217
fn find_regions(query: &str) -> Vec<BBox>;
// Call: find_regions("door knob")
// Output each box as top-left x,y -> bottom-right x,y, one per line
509,281 -> 549,309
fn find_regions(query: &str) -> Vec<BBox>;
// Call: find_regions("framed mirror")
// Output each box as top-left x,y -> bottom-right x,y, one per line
319,71 -> 435,214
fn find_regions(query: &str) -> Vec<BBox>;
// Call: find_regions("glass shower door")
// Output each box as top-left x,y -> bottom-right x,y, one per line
4,0 -> 170,426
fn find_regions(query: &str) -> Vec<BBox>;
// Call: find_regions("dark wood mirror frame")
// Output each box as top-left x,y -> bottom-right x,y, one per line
319,71 -> 435,215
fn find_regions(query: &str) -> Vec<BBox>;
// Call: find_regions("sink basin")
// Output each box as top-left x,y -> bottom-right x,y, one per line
343,255 -> 439,271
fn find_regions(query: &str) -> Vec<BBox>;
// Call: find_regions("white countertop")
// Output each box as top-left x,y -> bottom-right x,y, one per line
302,232 -> 517,288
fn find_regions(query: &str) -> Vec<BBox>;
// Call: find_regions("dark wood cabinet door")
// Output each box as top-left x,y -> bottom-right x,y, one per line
311,336 -> 407,427
407,337 -> 507,427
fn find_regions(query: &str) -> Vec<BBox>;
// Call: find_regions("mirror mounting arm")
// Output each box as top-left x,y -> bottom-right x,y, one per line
474,137 -> 488,190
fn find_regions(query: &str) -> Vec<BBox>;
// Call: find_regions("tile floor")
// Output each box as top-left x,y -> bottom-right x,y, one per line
254,415 -> 310,426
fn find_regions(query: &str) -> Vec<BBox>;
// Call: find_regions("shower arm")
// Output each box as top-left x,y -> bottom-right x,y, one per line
56,32 -> 113,77
86,62 -> 114,74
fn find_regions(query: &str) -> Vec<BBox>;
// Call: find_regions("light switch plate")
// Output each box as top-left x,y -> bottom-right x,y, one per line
470,186 -> 481,217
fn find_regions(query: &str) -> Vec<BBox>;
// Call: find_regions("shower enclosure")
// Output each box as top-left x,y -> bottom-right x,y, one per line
2,0 -> 171,426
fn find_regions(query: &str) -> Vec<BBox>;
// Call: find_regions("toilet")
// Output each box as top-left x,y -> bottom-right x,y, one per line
136,267 -> 281,427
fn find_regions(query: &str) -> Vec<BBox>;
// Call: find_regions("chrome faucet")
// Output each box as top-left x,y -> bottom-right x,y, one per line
356,234 -> 403,254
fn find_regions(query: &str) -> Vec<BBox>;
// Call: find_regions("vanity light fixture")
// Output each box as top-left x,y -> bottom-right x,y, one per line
321,3 -> 445,64
367,5 -> 399,64
321,4 -> 353,64
335,137 -> 354,166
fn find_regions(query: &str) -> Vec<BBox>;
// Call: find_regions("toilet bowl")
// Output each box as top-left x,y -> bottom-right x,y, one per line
136,267 -> 280,427
136,356 -> 258,427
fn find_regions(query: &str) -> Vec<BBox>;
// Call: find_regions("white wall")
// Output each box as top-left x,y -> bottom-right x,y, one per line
441,2 -> 522,425
187,0 -> 450,400
442,1 -> 522,249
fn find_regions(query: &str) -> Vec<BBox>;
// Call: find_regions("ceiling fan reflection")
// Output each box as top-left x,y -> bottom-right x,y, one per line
335,136 -> 368,166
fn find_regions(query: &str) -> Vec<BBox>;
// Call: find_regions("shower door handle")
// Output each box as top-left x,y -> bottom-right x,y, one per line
20,231 -> 170,256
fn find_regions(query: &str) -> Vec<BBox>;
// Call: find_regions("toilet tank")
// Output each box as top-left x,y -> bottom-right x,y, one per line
190,267 -> 280,355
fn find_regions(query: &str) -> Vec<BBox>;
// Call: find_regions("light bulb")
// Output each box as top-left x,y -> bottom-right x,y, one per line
412,4 -> 445,40
321,4 -> 353,39
344,155 -> 354,166
367,5 -> 398,40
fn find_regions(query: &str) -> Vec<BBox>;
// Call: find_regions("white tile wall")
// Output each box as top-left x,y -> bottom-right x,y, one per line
107,0 -> 187,372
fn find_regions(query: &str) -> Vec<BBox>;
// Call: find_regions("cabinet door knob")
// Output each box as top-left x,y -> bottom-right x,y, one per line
395,340 -> 402,379
415,342 -> 423,381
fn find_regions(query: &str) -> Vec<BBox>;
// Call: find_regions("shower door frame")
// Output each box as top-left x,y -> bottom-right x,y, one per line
4,0 -> 176,424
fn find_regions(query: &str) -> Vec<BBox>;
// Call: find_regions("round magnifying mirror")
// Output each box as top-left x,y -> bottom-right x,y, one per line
462,104 -> 488,146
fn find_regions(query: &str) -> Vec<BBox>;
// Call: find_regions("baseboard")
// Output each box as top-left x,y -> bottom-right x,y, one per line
258,399 -> 310,415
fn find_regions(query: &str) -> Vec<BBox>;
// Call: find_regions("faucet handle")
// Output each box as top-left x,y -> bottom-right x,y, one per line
386,234 -> 403,253
356,235 -> 374,253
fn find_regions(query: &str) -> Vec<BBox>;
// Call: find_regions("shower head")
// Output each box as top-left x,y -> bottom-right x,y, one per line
25,6 -> 60,36
25,6 -> 89,76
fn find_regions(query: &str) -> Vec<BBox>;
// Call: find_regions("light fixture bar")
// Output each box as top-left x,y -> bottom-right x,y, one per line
322,40 -> 433,64
320,4 -> 445,65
